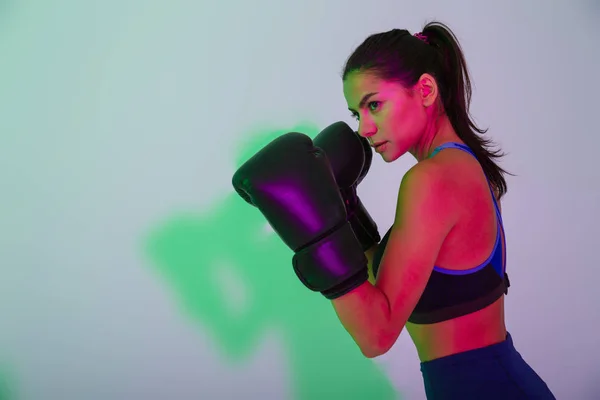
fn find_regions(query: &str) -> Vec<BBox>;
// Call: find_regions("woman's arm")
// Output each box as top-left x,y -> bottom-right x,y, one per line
365,244 -> 379,285
331,162 -> 458,358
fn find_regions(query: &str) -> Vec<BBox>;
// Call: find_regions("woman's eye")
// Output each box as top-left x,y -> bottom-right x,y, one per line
368,101 -> 381,111
350,101 -> 380,121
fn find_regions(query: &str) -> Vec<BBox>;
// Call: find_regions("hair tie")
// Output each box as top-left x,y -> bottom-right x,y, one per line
413,32 -> 429,44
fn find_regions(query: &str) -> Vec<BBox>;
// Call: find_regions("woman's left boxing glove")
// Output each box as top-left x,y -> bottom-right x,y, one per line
232,131 -> 368,299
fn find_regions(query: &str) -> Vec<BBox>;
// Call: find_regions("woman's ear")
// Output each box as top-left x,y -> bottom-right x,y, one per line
417,73 -> 439,107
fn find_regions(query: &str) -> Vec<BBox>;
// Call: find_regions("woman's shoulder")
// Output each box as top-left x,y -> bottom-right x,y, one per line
408,151 -> 465,188
420,146 -> 486,184
398,159 -> 456,213
406,150 -> 488,207
411,148 -> 502,211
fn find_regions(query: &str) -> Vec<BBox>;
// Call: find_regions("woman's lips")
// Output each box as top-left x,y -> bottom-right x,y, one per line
373,141 -> 387,152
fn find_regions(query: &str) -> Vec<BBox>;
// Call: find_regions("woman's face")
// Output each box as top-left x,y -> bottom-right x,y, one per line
343,71 -> 430,162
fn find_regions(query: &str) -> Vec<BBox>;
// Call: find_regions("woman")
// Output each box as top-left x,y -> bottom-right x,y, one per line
331,21 -> 556,399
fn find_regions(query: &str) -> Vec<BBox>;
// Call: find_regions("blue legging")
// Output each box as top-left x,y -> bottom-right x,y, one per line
420,332 -> 556,399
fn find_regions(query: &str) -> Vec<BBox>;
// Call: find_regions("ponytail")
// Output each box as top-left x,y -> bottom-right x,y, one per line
422,22 -> 513,198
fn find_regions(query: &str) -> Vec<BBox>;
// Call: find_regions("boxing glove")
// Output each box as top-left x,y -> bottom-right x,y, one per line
313,121 -> 381,252
232,131 -> 368,299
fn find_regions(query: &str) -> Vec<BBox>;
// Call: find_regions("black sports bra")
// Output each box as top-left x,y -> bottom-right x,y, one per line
372,142 -> 510,325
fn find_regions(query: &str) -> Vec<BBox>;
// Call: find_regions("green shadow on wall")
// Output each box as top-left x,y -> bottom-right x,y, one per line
142,121 -> 400,400
0,366 -> 18,400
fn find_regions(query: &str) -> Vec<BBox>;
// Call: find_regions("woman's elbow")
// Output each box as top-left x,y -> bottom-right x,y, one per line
361,346 -> 391,359
362,348 -> 383,358
360,338 -> 394,358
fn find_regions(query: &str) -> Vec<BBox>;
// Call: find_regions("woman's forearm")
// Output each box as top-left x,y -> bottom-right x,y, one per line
365,243 -> 379,285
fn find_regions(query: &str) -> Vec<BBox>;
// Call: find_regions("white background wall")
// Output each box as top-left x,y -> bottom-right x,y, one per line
1,0 -> 599,399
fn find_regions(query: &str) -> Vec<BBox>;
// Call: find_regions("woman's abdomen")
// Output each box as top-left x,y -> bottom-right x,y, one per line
406,296 -> 507,362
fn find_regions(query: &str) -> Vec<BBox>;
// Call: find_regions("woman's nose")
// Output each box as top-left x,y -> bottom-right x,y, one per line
357,121 -> 376,139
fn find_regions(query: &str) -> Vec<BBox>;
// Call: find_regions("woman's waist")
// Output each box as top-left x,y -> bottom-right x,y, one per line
406,297 -> 506,362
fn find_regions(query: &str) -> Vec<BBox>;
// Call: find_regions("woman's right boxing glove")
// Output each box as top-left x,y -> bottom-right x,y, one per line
313,121 -> 381,252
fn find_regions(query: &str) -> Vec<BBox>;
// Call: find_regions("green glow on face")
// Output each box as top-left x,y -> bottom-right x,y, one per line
143,122 -> 399,399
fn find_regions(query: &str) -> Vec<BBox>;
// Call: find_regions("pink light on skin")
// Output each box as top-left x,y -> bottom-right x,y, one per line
373,141 -> 388,154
